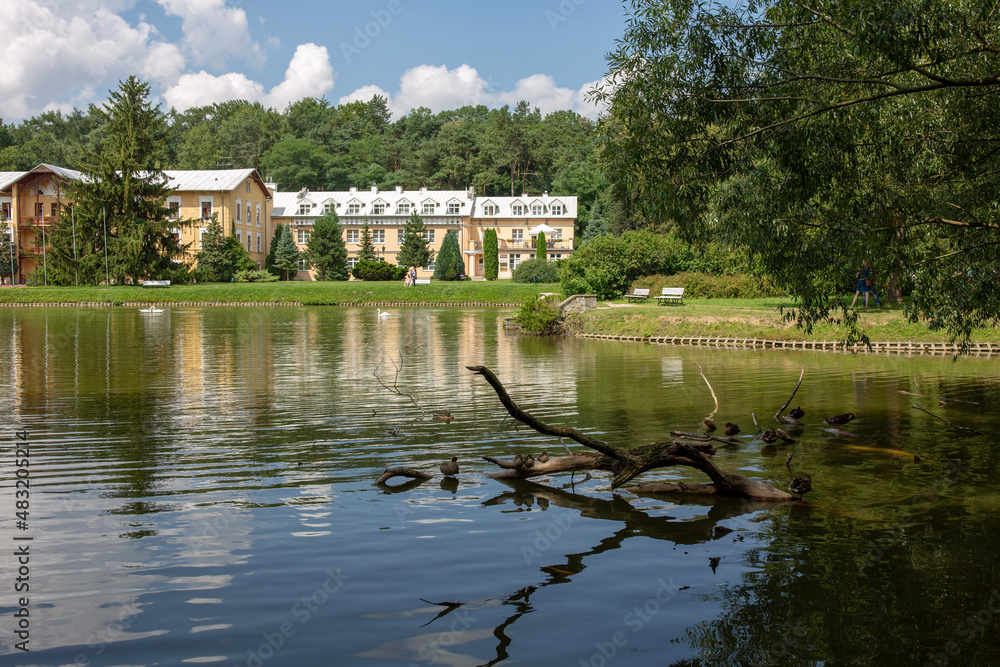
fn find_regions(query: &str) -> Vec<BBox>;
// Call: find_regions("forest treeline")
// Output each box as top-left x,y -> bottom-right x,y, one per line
0,96 -> 619,236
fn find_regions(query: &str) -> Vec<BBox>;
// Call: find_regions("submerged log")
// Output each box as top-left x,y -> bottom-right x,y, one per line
375,467 -> 434,484
467,365 -> 793,502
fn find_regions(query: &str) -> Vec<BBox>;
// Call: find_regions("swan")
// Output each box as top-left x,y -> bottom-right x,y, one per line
376,308 -> 391,319
140,306 -> 164,313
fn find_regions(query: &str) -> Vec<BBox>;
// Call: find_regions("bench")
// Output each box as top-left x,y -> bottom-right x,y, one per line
654,287 -> 685,305
625,288 -> 650,303
413,278 -> 430,285
142,280 -> 171,288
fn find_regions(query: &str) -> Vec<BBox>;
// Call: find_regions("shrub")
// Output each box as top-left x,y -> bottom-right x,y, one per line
235,269 -> 279,283
512,258 -> 560,283
352,260 -> 407,281
483,228 -> 499,280
434,229 -> 464,281
630,272 -> 786,299
558,229 -> 686,299
513,295 -> 562,335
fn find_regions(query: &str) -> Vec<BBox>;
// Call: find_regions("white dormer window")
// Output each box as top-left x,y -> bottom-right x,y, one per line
512,204 -> 525,216
532,204 -> 543,216
447,202 -> 460,214
324,203 -> 334,214
298,203 -> 311,215
551,203 -> 564,215
422,202 -> 435,215
398,202 -> 412,214
348,203 -> 361,215
482,204 -> 496,216
372,203 -> 386,214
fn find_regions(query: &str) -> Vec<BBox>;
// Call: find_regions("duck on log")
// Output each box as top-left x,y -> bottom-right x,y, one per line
466,365 -> 793,502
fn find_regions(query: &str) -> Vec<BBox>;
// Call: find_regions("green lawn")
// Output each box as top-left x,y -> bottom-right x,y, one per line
0,281 -> 562,306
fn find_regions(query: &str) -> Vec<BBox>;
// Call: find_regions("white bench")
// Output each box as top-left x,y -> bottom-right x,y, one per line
625,288 -> 650,303
654,287 -> 685,305
413,278 -> 430,285
142,280 -> 171,288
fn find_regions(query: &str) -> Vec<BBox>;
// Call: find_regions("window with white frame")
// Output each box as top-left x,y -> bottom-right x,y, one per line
298,203 -> 311,215
298,258 -> 309,271
531,204 -> 543,215
509,253 -> 522,270
236,199 -> 242,221
397,229 -> 406,244
511,229 -> 523,243
421,202 -> 435,215
348,203 -> 361,215
167,198 -> 181,220
447,202 -> 460,215
323,202 -> 334,215
422,229 -> 435,243
256,204 -> 261,227
553,229 -> 563,239
551,203 -> 564,215
245,180 -> 251,193
511,204 -> 525,215
398,202 -> 411,214
550,253 -> 562,261
1,202 -> 11,220
348,257 -> 359,268
257,233 -> 262,253
247,202 -> 252,224
237,230 -> 242,245
423,259 -> 435,271
482,204 -> 496,216
247,234 -> 252,251
169,227 -> 181,248
199,227 -> 207,248
297,229 -> 310,244
372,229 -> 385,244
200,198 -> 213,220
346,229 -> 359,244
372,203 -> 386,214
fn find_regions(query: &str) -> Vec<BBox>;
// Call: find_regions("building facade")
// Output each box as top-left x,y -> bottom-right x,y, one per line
0,164 -> 274,284
271,186 -> 576,280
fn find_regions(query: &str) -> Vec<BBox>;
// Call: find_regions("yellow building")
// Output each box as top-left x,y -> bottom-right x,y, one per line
271,186 -> 577,280
0,164 -> 273,283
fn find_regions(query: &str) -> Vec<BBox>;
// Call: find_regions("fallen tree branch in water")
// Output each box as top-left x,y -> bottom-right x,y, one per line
696,361 -> 720,421
374,354 -> 427,419
774,365 -> 805,421
466,365 -> 793,501
374,467 -> 434,485
911,404 -> 982,435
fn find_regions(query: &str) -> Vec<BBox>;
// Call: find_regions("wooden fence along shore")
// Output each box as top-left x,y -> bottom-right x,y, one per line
577,334 -> 1000,357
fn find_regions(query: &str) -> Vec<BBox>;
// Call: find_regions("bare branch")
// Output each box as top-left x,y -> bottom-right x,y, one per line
375,354 -> 427,419
912,404 -> 982,435
695,361 -> 720,420
774,366 -> 805,421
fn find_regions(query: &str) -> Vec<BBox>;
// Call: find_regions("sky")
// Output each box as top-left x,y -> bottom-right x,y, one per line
0,0 -> 628,124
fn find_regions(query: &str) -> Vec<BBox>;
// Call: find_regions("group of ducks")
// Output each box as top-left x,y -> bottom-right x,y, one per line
439,451 -> 551,477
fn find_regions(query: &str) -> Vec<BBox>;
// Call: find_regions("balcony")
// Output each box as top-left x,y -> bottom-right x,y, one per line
19,245 -> 51,257
19,216 -> 58,228
470,238 -> 574,251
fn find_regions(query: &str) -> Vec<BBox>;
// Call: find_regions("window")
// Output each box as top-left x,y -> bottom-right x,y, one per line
200,199 -> 213,220
372,229 -> 385,244
298,258 -> 309,271
447,202 -> 460,215
257,233 -> 262,253
237,230 -> 242,245
511,204 -> 525,216
372,203 -> 386,214
167,200 -> 180,220
51,203 -> 60,217
551,204 -> 564,215
553,229 -> 563,240
532,204 -> 543,216
256,204 -> 261,227
324,203 -> 335,215
298,203 -> 311,215
1,202 -> 11,220
397,229 -> 406,244
246,180 -> 251,193
398,202 -> 411,214
509,254 -> 522,270
348,257 -> 359,268
348,203 -> 361,215
482,204 -> 496,216
529,253 -> 535,260
236,199 -> 242,221
423,259 -> 435,271
478,257 -> 484,272
170,227 -> 181,249
297,229 -> 310,244
346,229 -> 359,244
550,253 -> 562,261
247,234 -> 252,251
198,227 -> 207,249
511,229 -> 523,243
421,229 -> 435,243
35,203 -> 44,218
422,202 -> 435,215
247,202 -> 252,224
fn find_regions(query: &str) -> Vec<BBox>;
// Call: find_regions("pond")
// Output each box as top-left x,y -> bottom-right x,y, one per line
0,306 -> 998,666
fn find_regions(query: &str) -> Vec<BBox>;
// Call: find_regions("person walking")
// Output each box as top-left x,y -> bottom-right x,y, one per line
851,260 -> 881,307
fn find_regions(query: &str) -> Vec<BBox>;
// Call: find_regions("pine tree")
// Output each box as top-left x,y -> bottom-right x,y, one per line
307,211 -> 348,280
0,231 -> 18,284
273,224 -> 300,280
358,221 -> 377,262
50,76 -> 179,284
195,215 -> 231,282
536,231 -> 547,262
483,228 -> 498,280
434,229 -> 464,281
264,224 -> 283,275
582,201 -> 608,243
396,212 -> 431,270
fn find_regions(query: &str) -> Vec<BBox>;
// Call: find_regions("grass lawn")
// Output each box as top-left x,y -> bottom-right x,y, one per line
0,281 -> 562,306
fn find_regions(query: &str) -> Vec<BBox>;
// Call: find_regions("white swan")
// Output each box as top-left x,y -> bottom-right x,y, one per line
376,308 -> 391,319
139,306 -> 165,313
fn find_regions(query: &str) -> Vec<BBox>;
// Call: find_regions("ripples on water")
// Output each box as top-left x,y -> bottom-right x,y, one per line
0,306 -> 999,666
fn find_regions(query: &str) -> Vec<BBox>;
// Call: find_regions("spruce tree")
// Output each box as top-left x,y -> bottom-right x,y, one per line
273,224 -> 300,280
483,228 -> 498,280
264,224 -> 283,275
396,212 -> 431,270
307,211 -> 348,280
195,215 -> 231,282
0,232 -> 18,284
358,221 -> 377,262
582,201 -> 608,243
433,229 -> 464,281
536,231 -> 547,262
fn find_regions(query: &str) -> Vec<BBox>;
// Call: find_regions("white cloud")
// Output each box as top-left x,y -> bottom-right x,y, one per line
162,43 -> 336,112
155,0 -> 264,68
339,65 -> 608,120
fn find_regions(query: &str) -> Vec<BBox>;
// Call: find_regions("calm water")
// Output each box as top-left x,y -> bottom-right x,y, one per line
1,306 -> 999,667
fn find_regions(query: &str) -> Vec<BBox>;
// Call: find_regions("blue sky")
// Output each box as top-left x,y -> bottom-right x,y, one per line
1,0 -> 628,123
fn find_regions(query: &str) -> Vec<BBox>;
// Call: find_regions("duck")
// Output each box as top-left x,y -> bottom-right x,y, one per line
440,457 -> 459,477
537,452 -> 549,463
823,412 -> 855,426
724,422 -> 741,437
789,475 -> 812,497
761,429 -> 779,444
522,454 -> 535,469
432,411 -> 454,421
512,454 -> 524,468
789,406 -> 805,419
376,308 -> 391,319
703,418 -> 717,432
